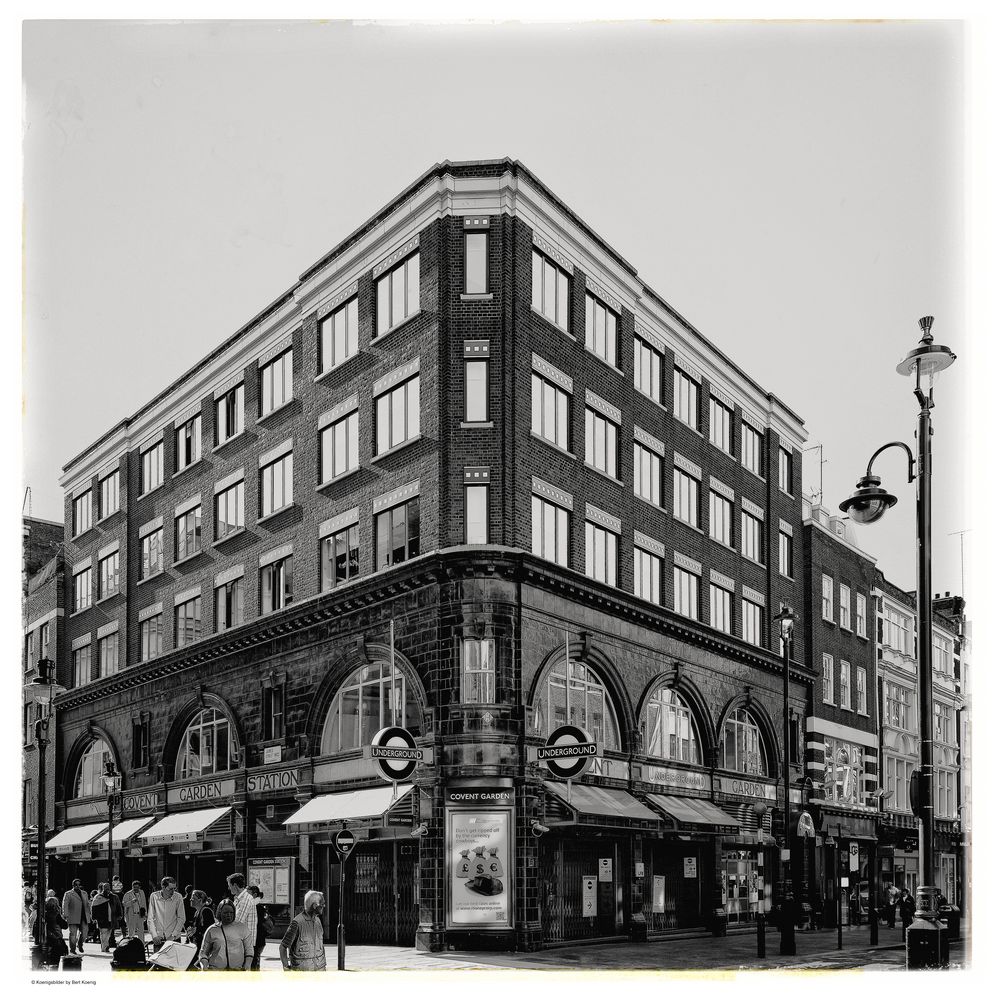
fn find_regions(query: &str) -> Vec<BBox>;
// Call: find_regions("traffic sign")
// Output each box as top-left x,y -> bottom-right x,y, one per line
582,876 -> 597,917
334,829 -> 356,859
539,725 -> 598,779
367,726 -> 421,782
849,842 -> 859,871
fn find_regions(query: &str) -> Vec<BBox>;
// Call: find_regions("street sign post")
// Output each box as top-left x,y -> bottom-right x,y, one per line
333,829 -> 357,970
849,842 -> 859,872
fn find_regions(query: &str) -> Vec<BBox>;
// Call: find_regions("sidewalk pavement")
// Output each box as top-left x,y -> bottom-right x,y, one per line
21,922 -> 968,973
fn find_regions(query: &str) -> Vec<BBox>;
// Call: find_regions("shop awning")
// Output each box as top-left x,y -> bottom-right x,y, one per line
91,817 -> 155,849
543,783 -> 660,823
646,794 -> 739,830
45,823 -> 107,853
140,807 -> 232,846
284,785 -> 413,830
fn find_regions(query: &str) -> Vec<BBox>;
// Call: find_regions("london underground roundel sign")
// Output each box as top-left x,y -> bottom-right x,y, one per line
538,724 -> 598,780
370,726 -> 422,782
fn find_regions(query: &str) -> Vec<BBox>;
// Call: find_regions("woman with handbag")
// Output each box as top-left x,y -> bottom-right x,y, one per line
197,900 -> 252,971
247,885 -> 271,970
33,897 -> 69,968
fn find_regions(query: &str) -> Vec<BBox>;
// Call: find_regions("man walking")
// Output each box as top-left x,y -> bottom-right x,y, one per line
278,891 -> 327,971
61,878 -> 91,955
148,876 -> 186,951
122,880 -> 147,939
227,872 -> 258,963
90,884 -> 116,952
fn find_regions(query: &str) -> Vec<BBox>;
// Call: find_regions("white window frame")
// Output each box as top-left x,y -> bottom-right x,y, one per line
72,491 -> 92,536
779,531 -> 793,578
375,375 -> 421,454
99,470 -> 119,519
741,422 -> 762,475
673,565 -> 700,621
141,441 -> 164,494
709,490 -> 733,547
633,336 -> 662,404
259,349 -> 294,417
531,495 -> 569,567
531,248 -> 570,332
673,367 -> 700,430
465,484 -> 489,544
822,654 -> 834,704
741,510 -> 763,564
585,293 -> 617,367
584,521 -> 618,587
633,442 -> 662,506
260,452 -> 293,517
531,372 -> 570,451
320,410 -> 360,483
141,528 -> 163,579
839,584 -> 852,628
821,575 -> 834,621
839,660 -> 851,710
709,397 -> 732,454
585,408 -> 618,478
175,413 -> 202,472
634,547 -> 662,605
461,637 -> 496,704
673,467 -> 700,528
376,252 -> 421,336
319,297 -> 360,373
710,583 -> 732,634
856,666 -> 868,715
216,383 -> 245,445
742,598 -> 762,646
856,592 -> 867,637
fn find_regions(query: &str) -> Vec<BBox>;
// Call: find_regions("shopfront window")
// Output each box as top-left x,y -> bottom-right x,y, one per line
320,662 -> 423,755
720,708 -> 768,776
531,657 -> 621,751
175,708 -> 239,780
645,687 -> 702,764
73,739 -> 113,798
822,738 -> 866,805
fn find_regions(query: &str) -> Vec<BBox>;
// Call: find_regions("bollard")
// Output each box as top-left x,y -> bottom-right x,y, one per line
837,888 -> 843,950
60,955 -> 83,972
757,912 -> 766,959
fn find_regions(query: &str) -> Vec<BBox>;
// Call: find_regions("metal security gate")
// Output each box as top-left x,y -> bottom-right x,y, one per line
344,840 -> 417,946
538,836 -> 624,943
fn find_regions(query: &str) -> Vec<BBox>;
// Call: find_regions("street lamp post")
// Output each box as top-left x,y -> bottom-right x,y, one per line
774,605 -> 797,956
102,761 -> 121,891
839,316 -> 955,970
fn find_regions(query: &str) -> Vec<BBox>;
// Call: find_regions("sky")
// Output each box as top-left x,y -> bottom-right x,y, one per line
20,17 -> 969,599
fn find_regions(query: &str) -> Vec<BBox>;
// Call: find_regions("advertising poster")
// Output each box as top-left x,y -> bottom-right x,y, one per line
653,875 -> 666,913
448,809 -> 510,928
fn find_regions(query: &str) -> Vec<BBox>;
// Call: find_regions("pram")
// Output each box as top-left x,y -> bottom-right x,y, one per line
146,940 -> 200,971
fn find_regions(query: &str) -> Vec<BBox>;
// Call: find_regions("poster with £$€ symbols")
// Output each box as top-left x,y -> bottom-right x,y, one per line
447,809 -> 511,929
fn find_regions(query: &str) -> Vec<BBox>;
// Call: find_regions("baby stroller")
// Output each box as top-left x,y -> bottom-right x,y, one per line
146,940 -> 199,971
110,935 -> 149,972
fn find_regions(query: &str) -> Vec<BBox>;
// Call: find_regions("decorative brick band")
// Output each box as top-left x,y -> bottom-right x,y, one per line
742,412 -> 765,435
215,563 -> 245,587
531,353 -> 573,393
531,476 -> 573,511
374,479 -> 420,514
373,357 -> 420,397
24,608 -> 61,634
319,506 -> 360,537
137,602 -> 162,623
139,430 -> 164,453
71,633 -> 92,651
674,355 -> 702,383
317,280 -> 359,321
464,467 -> 490,483
214,373 -> 243,400
174,493 -> 201,519
259,542 -> 293,568
138,516 -> 164,539
373,235 -> 419,279
742,585 -> 766,607
464,340 -> 490,357
259,438 -> 294,469
532,231 -> 574,274
463,216 -> 491,229
97,540 -> 120,561
584,274 -> 622,314
635,323 -> 666,354
175,402 -> 202,428
634,530 -> 665,559
709,384 -> 735,410
257,335 -> 293,368
584,389 -> 621,425
709,477 -> 735,502
779,519 -> 794,536
673,551 -> 702,576
586,503 -> 621,535
98,460 -> 120,482
741,497 -> 765,519
318,393 -> 360,431
97,620 -> 119,639
214,467 -> 245,495
673,452 -> 702,480
709,569 -> 735,592
72,557 -> 92,575
174,584 -> 202,606
633,425 -> 665,457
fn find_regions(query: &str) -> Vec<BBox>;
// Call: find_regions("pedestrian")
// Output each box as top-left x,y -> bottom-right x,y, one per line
90,884 -> 115,952
111,876 -> 125,897
197,900 -> 253,971
87,890 -> 101,944
182,884 -> 194,931
184,890 -> 215,952
247,884 -> 270,970
22,880 -> 35,940
148,876 -> 186,951
122,880 -> 147,939
60,878 -> 91,955
107,881 -> 123,948
899,887 -> 916,930
227,872 -> 258,955
33,896 -> 69,968
278,891 -> 327,972
886,882 -> 900,928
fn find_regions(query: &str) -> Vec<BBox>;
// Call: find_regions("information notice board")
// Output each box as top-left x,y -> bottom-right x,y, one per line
247,856 -> 292,906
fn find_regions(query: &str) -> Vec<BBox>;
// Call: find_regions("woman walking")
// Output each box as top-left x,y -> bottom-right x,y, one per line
197,900 -> 253,971
185,891 -> 215,951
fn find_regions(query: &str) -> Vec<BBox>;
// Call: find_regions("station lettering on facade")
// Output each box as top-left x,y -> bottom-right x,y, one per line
641,765 -> 709,791
247,769 -> 299,794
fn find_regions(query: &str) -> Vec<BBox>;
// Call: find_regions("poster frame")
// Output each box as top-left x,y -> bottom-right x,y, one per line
445,804 -> 515,931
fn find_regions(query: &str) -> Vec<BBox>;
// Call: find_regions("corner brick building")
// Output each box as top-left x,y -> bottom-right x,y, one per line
29,159 -> 819,952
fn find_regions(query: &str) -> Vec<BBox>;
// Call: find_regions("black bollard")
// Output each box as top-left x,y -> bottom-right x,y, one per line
757,911 -> 766,958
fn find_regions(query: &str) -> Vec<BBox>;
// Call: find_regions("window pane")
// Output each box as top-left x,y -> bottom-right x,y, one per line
407,255 -> 420,316
466,233 -> 487,293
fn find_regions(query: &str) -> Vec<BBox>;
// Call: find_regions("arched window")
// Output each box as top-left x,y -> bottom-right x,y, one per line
320,662 -> 422,755
175,708 -> 239,780
74,739 -> 113,798
531,657 -> 621,750
721,708 -> 768,776
645,687 -> 702,764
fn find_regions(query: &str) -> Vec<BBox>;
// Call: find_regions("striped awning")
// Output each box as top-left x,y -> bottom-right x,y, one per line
543,782 -> 660,823
45,823 -> 107,853
91,817 -> 155,849
284,785 -> 413,830
646,794 -> 739,830
140,807 -> 231,845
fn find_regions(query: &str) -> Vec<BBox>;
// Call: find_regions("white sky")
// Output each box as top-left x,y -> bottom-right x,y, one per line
20,18 -> 969,597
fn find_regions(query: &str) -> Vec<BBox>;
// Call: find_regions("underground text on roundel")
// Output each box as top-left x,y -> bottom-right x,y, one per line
537,743 -> 599,759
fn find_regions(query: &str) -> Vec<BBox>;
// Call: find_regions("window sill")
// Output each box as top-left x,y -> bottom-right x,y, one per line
584,463 -> 624,487
370,309 -> 422,347
137,483 -> 165,502
460,293 -> 493,302
583,346 -> 623,376
71,525 -> 96,543
315,351 -> 363,384
258,503 -> 297,526
137,570 -> 164,587
780,574 -> 796,583
214,429 -> 247,453
460,420 -> 494,429
213,528 -> 248,548
822,615 -> 835,625
709,535 -> 736,554
530,431 -> 576,460
635,494 -> 667,515
173,457 -> 204,481
634,391 -> 669,414
531,306 -> 575,341
673,515 -> 703,535
779,488 -> 796,500
257,398 -> 297,425
743,467 -> 768,485
96,592 -> 121,606
741,553 -> 765,569
173,549 -> 205,568
372,433 -> 423,463
97,509 -> 123,527
673,415 -> 704,440
840,705 -> 854,712
857,634 -> 869,642
71,605 -> 93,617
710,441 -> 738,463
840,624 -> 853,633
317,466 -> 362,491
